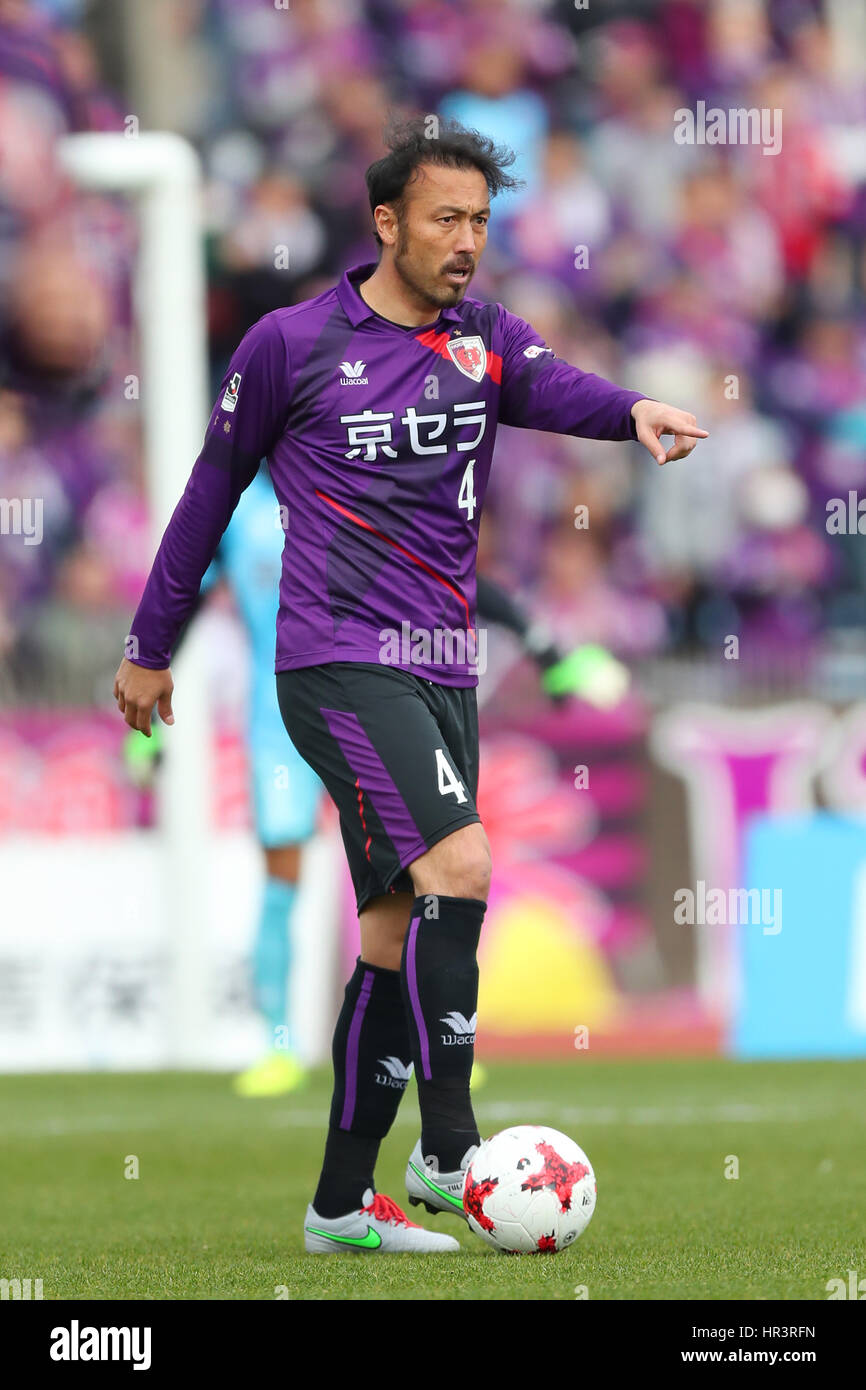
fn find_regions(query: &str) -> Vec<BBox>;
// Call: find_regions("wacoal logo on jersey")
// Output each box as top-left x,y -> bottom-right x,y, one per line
446,336 -> 487,383
374,1056 -> 414,1089
339,360 -> 369,386
440,1011 -> 477,1044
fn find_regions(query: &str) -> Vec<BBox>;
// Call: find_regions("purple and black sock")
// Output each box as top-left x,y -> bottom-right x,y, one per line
313,956 -> 412,1217
401,893 -> 486,1172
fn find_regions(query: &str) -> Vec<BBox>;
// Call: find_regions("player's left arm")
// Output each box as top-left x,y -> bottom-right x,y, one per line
496,306 -> 707,463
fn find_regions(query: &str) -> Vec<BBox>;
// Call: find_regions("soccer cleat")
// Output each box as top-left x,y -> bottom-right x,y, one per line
232,1050 -> 307,1098
304,1189 -> 460,1254
405,1139 -> 476,1220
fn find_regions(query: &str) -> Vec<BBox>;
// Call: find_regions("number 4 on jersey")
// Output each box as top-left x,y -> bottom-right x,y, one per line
435,747 -> 467,804
458,458 -> 477,522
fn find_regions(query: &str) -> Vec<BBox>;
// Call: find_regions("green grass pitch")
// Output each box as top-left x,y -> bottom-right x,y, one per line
1,1058 -> 864,1300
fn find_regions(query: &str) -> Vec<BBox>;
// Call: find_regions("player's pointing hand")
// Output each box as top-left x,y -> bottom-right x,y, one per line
113,657 -> 174,737
631,399 -> 709,466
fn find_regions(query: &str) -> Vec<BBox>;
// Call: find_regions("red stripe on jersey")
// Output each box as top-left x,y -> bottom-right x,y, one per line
315,488 -> 474,637
414,328 -> 452,358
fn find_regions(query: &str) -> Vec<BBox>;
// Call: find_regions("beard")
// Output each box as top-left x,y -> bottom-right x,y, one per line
393,227 -> 473,310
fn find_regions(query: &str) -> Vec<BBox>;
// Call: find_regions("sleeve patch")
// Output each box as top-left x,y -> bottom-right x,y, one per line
221,371 -> 242,412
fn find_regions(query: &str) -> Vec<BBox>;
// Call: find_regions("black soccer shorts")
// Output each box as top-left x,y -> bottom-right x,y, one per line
276,662 -> 481,912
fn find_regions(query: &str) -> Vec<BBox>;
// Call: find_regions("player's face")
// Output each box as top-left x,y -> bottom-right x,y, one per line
391,163 -> 490,310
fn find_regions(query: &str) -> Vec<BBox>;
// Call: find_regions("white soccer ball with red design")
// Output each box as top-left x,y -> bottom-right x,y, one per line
462,1125 -> 596,1253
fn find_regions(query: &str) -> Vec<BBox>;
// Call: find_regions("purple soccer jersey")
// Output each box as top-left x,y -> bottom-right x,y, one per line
128,261 -> 646,685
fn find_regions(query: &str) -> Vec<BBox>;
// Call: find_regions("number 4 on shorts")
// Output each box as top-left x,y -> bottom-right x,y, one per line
435,747 -> 467,804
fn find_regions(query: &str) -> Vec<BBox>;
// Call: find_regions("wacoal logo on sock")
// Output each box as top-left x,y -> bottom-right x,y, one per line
440,1011 -> 477,1044
374,1056 -> 414,1088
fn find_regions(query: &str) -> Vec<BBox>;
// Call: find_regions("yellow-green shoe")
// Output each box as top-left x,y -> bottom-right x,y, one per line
232,1051 -> 307,1098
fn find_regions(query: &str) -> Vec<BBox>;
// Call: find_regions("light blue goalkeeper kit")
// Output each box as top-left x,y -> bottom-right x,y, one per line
202,465 -> 322,849
203,467 -> 322,1050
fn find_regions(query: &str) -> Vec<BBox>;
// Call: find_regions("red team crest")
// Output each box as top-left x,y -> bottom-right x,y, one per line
446,335 -> 487,382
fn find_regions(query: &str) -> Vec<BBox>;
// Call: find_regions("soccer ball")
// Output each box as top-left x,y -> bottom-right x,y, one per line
462,1125 -> 596,1254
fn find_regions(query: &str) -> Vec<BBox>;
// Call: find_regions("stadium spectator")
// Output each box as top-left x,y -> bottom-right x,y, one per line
1,0 -> 866,698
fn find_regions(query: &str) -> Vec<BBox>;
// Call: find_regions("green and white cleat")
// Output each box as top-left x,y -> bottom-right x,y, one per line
405,1139 -> 476,1220
304,1189 -> 460,1254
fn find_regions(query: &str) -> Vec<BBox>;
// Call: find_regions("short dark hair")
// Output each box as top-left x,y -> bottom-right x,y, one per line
365,114 -> 523,247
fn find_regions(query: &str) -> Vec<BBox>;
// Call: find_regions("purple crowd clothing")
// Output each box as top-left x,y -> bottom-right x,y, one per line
128,260 -> 647,685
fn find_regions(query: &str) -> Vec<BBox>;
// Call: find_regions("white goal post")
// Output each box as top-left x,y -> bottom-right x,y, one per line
56,132 -> 338,1067
59,132 -> 214,1063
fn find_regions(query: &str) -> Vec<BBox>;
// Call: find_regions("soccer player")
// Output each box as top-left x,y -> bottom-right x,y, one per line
124,485 -> 623,1102
114,117 -> 706,1253
124,481 -> 622,1101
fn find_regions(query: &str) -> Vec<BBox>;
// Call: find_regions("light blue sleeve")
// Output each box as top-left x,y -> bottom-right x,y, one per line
200,545 -> 227,597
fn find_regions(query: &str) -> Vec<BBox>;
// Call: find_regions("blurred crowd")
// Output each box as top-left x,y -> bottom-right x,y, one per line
2,0 -> 866,703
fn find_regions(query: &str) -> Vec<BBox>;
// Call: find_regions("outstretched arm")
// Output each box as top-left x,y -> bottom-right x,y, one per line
497,304 -> 708,461
630,398 -> 707,466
